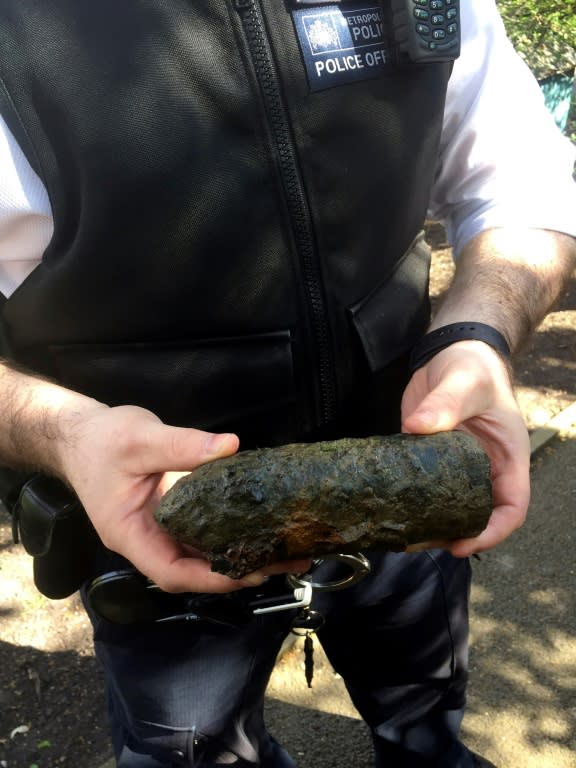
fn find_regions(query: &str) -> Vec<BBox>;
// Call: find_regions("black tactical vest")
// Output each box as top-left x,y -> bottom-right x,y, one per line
0,0 -> 452,448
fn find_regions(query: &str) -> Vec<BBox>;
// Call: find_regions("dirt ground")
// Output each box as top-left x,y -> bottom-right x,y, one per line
0,224 -> 575,768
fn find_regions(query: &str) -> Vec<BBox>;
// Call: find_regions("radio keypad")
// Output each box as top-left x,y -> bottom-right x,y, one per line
411,0 -> 459,52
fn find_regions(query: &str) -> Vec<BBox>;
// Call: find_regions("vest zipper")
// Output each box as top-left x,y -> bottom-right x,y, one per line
233,0 -> 337,428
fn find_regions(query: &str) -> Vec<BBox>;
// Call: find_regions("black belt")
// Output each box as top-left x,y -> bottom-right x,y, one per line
87,554 -> 372,627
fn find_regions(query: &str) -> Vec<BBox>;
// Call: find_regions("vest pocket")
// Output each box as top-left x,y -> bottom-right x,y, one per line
348,233 -> 431,373
48,330 -> 296,439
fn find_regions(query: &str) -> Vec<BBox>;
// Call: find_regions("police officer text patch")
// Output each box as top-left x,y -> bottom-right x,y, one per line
292,3 -> 391,92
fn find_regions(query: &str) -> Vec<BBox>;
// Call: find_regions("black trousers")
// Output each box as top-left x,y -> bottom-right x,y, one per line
84,550 -> 476,767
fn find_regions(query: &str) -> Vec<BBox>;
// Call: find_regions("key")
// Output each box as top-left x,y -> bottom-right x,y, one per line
290,608 -> 324,688
304,631 -> 314,688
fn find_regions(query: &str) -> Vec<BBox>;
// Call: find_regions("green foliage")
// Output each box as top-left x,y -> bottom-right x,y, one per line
496,0 -> 576,78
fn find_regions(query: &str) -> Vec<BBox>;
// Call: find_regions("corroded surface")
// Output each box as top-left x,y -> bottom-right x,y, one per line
154,432 -> 492,577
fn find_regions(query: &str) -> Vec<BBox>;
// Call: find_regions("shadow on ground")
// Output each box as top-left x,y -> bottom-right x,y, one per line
266,700 -> 374,767
0,639 -> 109,767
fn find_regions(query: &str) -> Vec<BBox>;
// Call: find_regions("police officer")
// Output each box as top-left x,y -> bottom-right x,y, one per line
0,0 -> 574,765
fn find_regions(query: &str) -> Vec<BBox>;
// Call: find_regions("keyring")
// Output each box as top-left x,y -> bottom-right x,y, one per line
286,553 -> 371,592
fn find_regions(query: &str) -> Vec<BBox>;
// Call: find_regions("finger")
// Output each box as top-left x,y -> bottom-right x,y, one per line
131,545 -> 312,593
113,505 -> 315,592
260,559 -> 313,576
109,513 -> 251,593
449,447 -> 529,557
403,367 -> 490,435
130,425 -> 239,475
405,540 -> 450,553
448,500 -> 526,557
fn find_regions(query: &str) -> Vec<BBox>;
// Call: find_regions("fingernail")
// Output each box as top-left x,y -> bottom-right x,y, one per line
241,572 -> 266,587
204,433 -> 233,456
414,410 -> 440,430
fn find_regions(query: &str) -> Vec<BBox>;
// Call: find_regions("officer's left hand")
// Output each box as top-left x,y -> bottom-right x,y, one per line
401,339 -> 530,556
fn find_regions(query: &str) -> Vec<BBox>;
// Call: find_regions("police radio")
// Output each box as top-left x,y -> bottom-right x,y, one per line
389,0 -> 460,63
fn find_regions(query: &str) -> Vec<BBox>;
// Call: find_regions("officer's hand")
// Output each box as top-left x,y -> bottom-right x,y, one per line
401,340 -> 530,556
58,404 -> 311,592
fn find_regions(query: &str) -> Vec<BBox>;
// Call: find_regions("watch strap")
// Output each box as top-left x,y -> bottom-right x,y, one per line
410,322 -> 511,373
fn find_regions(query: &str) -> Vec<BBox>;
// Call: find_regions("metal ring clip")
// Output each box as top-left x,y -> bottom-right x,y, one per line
286,553 -> 371,592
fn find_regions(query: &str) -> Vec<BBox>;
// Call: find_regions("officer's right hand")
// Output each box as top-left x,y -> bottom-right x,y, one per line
57,403 -> 310,593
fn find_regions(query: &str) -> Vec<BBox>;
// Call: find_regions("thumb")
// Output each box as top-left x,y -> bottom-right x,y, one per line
403,369 -> 485,434
131,422 -> 240,475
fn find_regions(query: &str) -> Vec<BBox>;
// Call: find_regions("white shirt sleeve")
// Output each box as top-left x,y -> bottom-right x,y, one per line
0,113 -> 53,297
429,0 -> 576,257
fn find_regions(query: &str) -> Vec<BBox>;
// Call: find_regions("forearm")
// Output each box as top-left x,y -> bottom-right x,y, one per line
0,361 -> 105,477
404,227 -> 575,553
430,228 -> 576,351
0,362 -> 301,590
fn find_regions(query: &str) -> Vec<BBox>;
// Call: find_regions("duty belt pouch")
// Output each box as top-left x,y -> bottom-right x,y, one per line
12,474 -> 99,599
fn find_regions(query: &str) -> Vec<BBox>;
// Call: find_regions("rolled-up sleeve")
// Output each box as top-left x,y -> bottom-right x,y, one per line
0,114 -> 53,297
429,0 -> 576,257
